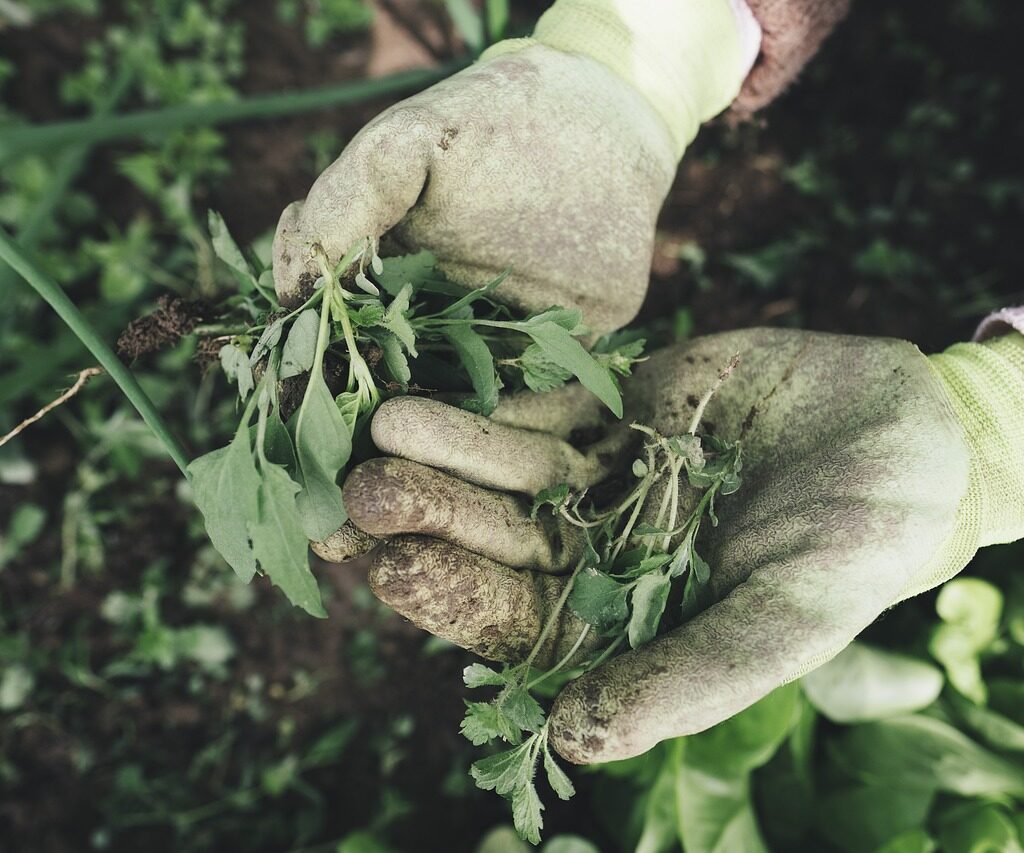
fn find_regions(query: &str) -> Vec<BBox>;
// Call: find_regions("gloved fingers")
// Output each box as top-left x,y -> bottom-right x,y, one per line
547,549 -> 902,764
272,110 -> 434,306
370,396 -> 621,495
310,520 -> 379,563
488,383 -> 610,441
368,535 -> 598,666
343,457 -> 585,572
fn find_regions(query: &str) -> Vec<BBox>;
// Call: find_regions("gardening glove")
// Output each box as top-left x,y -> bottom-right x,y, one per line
273,0 -> 760,336
731,0 -> 852,118
341,327 -> 1024,763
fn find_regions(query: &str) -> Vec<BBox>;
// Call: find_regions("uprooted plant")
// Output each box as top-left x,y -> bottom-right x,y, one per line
1,212 -> 740,844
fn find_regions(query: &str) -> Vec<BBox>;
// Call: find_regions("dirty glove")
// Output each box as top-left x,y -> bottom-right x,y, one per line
273,0 -> 758,335
342,328 -> 1024,763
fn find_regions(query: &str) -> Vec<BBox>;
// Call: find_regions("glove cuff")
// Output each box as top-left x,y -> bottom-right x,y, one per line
912,334 -> 1024,598
483,0 -> 754,159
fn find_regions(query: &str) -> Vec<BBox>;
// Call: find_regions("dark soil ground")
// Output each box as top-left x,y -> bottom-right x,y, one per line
1,0 -> 1022,850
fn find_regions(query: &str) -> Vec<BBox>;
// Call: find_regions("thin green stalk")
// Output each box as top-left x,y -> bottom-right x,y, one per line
0,229 -> 191,476
0,62 -> 469,166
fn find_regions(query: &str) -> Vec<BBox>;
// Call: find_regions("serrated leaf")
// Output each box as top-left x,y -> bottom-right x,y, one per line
279,309 -> 319,379
248,462 -> 326,617
512,781 -> 544,845
501,686 -> 545,735
443,324 -> 500,415
470,741 -> 534,794
187,429 -> 260,582
464,663 -> 507,688
293,370 -> 351,541
524,321 -> 622,417
461,701 -> 520,745
542,744 -> 575,801
568,569 -> 630,633
374,250 -> 438,296
628,572 -> 671,648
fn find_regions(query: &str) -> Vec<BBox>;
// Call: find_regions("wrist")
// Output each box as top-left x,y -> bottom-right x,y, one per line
485,0 -> 760,159
928,333 -> 1024,550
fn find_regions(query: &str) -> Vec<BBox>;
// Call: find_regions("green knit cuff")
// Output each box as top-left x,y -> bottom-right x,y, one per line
483,0 -> 747,159
929,333 -> 1024,549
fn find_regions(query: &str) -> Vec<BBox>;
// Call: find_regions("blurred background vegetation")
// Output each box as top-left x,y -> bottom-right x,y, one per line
0,0 -> 1022,850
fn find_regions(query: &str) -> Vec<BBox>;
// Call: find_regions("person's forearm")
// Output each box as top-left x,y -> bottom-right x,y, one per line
483,0 -> 761,158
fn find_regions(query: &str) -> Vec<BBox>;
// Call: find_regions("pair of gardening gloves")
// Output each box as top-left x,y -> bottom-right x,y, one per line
271,0 -> 1024,764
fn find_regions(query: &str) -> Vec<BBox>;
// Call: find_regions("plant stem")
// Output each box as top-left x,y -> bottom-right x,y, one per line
0,63 -> 469,166
688,354 -> 740,435
521,557 -> 586,678
0,229 -> 191,476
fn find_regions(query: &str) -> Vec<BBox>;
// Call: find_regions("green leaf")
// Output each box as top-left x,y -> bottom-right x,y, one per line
445,0 -> 484,51
443,324 -> 500,415
875,830 -> 936,853
635,742 -> 682,853
930,577 -> 1003,703
249,318 -> 285,365
379,332 -> 410,387
800,642 -> 944,723
501,686 -> 545,735
628,572 -> 671,649
279,308 -> 319,379
383,282 -> 418,356
816,785 -> 934,853
0,664 -> 35,711
832,714 -> 1024,797
263,408 -> 297,472
684,683 -> 800,777
542,744 -> 575,801
948,691 -> 1024,752
520,343 -> 572,393
513,781 -> 545,845
471,740 -> 534,795
675,764 -> 767,853
531,484 -> 571,520
464,663 -> 507,689
461,700 -> 520,745
335,391 -> 362,436
435,268 -> 510,316
373,250 -> 438,296
567,569 -> 630,633
293,370 -> 351,541
249,462 -> 326,617
937,803 -> 1023,853
219,343 -> 254,401
187,428 -> 261,582
208,210 -> 255,290
524,321 -> 622,417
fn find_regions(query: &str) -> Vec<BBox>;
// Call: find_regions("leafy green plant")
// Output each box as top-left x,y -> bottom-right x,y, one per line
458,361 -> 743,842
189,216 -> 641,619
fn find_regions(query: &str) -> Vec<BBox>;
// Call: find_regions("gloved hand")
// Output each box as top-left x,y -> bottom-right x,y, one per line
272,0 -> 758,336
341,328 -> 1024,763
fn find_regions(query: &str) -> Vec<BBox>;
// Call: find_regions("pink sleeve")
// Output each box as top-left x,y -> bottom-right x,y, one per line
974,307 -> 1024,342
